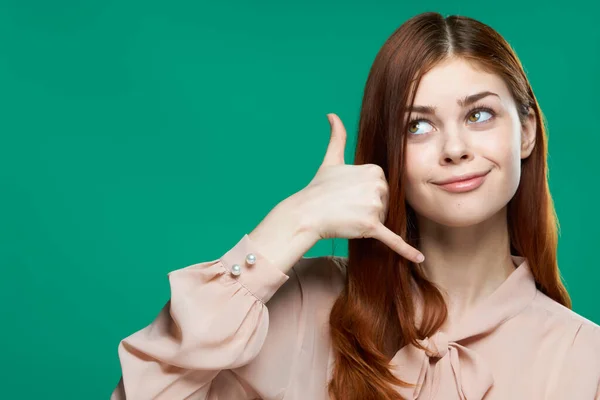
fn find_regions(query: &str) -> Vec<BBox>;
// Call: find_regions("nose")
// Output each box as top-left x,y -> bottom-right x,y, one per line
439,129 -> 474,165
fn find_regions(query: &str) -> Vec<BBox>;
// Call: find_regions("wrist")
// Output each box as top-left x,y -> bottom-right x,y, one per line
280,191 -> 321,243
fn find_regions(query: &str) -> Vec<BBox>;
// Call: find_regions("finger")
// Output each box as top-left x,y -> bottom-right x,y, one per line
379,192 -> 389,223
321,113 -> 347,167
372,223 -> 425,263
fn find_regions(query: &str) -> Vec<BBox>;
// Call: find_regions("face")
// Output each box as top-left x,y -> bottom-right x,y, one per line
403,57 -> 537,228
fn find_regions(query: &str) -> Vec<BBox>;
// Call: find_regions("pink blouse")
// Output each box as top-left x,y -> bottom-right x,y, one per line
110,234 -> 600,399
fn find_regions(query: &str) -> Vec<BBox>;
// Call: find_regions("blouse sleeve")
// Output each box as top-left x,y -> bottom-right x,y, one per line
109,234 -> 292,400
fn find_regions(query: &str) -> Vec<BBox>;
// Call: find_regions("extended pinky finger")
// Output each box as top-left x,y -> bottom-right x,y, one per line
372,223 -> 425,263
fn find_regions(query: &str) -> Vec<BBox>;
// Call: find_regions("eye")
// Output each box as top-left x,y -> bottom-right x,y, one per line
408,120 -> 434,135
467,110 -> 493,123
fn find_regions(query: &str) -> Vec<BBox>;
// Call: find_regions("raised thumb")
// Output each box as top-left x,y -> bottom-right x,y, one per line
321,113 -> 347,166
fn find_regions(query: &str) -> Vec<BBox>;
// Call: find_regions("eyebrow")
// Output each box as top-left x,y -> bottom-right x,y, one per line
407,91 -> 500,115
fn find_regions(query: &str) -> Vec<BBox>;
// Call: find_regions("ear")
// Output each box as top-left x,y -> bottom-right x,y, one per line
520,107 -> 537,159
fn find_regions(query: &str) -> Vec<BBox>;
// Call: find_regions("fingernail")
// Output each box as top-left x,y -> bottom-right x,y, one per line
416,254 -> 425,263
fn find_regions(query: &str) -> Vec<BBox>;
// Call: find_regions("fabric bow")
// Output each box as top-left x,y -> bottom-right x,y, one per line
390,331 -> 494,400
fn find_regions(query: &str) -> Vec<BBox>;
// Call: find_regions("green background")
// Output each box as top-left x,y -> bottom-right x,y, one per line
1,1 -> 598,398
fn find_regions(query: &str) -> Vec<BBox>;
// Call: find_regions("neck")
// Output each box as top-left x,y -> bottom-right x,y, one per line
415,206 -> 517,332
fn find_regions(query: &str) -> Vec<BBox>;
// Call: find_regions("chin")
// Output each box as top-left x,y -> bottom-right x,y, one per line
406,179 -> 514,228
411,201 -> 506,228
426,211 -> 493,228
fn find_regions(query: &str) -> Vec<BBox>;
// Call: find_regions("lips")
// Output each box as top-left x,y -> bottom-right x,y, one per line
433,170 -> 491,185
432,170 -> 491,193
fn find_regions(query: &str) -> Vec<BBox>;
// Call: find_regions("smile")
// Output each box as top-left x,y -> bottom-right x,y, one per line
432,170 -> 491,193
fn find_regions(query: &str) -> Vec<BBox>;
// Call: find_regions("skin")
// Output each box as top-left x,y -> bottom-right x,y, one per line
403,57 -> 537,332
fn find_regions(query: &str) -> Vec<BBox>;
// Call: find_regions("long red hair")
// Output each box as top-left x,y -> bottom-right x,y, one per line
327,12 -> 571,400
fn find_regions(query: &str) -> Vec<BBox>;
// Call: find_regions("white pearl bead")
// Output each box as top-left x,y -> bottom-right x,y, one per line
245,253 -> 256,265
231,264 -> 242,276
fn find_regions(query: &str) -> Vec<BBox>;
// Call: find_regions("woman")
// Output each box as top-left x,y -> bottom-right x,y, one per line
110,12 -> 600,400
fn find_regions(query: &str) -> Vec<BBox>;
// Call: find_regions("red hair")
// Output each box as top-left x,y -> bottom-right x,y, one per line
327,12 -> 571,400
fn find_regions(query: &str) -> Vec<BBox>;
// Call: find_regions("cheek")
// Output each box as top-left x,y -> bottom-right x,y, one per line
404,144 -> 435,199
479,127 -> 523,197
481,126 -> 522,173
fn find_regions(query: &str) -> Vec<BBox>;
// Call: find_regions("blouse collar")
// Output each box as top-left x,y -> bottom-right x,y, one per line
390,255 -> 537,399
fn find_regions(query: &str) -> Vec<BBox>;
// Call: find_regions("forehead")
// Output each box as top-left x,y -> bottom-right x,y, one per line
412,57 -> 512,106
